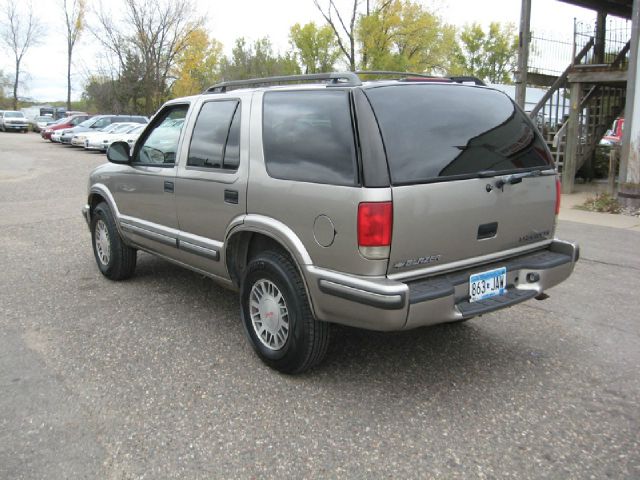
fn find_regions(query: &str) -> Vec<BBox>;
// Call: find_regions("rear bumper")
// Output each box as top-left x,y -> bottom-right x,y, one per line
304,240 -> 579,331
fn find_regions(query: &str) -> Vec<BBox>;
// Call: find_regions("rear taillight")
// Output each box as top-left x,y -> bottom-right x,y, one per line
555,178 -> 561,215
358,201 -> 392,259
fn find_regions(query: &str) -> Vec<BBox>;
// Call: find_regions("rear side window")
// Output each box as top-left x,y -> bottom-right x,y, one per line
262,91 -> 357,186
364,84 -> 552,185
187,100 -> 240,170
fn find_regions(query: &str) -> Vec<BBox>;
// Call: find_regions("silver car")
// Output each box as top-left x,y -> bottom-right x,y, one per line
82,72 -> 579,373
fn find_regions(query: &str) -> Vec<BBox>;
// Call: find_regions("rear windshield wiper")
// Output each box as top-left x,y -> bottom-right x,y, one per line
495,169 -> 554,189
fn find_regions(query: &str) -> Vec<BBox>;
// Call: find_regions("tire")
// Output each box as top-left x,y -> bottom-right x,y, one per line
240,250 -> 330,374
90,202 -> 137,280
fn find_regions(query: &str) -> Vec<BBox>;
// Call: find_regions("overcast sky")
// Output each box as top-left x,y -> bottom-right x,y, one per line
0,0 -> 602,103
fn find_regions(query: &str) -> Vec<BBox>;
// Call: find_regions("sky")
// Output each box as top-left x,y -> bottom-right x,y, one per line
0,0 -> 602,103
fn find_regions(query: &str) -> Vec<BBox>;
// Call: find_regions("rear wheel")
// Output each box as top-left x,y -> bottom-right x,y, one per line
91,202 -> 137,280
240,250 -> 330,374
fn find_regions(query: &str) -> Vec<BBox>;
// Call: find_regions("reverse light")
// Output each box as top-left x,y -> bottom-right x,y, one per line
358,201 -> 393,259
555,178 -> 561,215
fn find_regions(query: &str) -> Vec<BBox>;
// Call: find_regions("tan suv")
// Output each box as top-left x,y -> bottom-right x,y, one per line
82,72 -> 579,373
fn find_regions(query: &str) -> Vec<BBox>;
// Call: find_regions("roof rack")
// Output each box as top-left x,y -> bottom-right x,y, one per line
355,71 -> 486,86
448,76 -> 486,86
204,71 -> 486,94
205,72 -> 362,93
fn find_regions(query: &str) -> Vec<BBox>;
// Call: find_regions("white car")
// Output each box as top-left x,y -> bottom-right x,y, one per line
86,123 -> 146,152
109,124 -> 146,151
51,129 -> 65,142
74,122 -> 137,148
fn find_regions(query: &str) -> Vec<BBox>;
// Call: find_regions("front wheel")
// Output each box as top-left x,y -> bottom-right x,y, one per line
240,250 -> 330,374
90,202 -> 137,280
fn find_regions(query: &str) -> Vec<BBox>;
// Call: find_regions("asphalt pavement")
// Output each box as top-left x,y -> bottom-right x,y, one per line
1,133 -> 639,479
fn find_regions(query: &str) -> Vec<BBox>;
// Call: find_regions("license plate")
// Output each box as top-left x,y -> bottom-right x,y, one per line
469,267 -> 506,302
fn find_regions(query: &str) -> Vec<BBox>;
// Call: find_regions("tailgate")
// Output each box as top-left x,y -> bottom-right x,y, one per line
389,175 -> 556,276
362,83 -> 558,278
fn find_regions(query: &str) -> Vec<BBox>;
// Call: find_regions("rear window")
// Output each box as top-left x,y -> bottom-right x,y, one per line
364,84 -> 552,185
262,90 -> 357,186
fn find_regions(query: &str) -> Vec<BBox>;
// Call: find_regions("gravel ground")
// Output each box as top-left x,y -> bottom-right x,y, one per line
1,133 -> 639,479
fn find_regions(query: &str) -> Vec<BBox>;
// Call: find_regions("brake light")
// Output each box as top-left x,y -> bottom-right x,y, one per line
358,202 -> 393,247
555,178 -> 561,215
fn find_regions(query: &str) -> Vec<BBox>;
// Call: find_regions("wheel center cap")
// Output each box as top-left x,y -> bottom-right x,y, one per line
260,298 -> 280,332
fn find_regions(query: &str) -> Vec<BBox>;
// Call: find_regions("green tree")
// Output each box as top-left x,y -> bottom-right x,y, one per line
357,0 -> 458,73
219,37 -> 300,81
313,0 -> 360,71
289,22 -> 340,73
171,28 -> 222,96
453,22 -> 518,84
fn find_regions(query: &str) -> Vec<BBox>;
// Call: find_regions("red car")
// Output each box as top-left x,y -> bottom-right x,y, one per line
41,114 -> 92,140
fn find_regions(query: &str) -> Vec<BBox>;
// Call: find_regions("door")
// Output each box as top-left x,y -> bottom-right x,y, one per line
174,96 -> 248,278
112,103 -> 190,256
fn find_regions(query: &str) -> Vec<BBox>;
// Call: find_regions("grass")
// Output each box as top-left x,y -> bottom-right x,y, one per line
576,193 -> 622,214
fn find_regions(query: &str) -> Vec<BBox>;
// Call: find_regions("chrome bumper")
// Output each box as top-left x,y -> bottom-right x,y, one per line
304,240 -> 579,331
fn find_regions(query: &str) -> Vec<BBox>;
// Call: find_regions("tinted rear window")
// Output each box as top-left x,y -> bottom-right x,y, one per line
262,90 -> 357,186
364,84 -> 552,185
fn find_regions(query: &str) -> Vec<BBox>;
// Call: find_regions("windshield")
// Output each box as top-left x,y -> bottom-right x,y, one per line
5,112 -> 24,118
364,84 -> 552,185
111,123 -> 135,133
125,124 -> 144,133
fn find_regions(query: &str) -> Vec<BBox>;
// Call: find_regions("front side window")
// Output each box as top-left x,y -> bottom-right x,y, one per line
262,90 -> 357,186
134,105 -> 188,166
187,100 -> 240,170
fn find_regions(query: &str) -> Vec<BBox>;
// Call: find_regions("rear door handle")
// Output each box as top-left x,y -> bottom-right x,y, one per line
164,181 -> 174,193
224,189 -> 239,204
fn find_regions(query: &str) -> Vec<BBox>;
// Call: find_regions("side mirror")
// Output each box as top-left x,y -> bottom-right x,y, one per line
107,141 -> 131,164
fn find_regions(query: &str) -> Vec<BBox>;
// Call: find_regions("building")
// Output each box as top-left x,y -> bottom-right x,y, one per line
516,0 -> 638,203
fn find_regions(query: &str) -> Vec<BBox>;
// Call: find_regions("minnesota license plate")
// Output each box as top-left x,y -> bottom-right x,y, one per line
469,267 -> 506,302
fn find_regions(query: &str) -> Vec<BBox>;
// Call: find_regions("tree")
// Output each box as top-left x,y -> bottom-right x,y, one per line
0,0 -> 44,110
0,68 -> 12,108
219,37 -> 300,81
454,22 -> 518,84
313,0 -> 360,71
91,0 -> 205,115
357,0 -> 458,73
171,28 -> 222,97
289,22 -> 340,73
62,0 -> 86,110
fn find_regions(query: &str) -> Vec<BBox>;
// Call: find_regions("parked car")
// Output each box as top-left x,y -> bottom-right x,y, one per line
88,123 -> 146,152
83,72 -> 579,373
1,110 -> 29,133
31,115 -> 56,133
41,114 -> 92,140
600,117 -> 624,146
72,122 -> 138,148
59,115 -> 148,145
114,124 -> 146,150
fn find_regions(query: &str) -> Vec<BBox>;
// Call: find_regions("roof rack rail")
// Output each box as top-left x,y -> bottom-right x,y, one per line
448,76 -> 486,86
354,70 -> 437,79
205,72 -> 362,93
355,70 -> 486,86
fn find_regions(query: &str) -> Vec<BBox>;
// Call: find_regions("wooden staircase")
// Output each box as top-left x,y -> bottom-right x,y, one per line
528,38 -> 628,182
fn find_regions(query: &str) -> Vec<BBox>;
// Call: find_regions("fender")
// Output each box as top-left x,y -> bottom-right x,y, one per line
224,214 -> 314,268
88,183 -> 128,239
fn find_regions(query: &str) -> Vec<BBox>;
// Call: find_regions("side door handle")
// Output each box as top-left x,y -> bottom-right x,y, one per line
164,181 -> 174,193
224,189 -> 239,204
